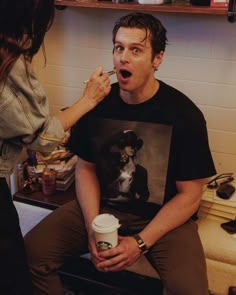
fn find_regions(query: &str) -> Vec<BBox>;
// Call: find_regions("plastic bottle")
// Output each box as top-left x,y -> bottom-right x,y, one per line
42,167 -> 56,195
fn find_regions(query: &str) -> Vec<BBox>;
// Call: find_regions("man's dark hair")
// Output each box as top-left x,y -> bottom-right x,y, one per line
112,12 -> 168,57
0,0 -> 55,84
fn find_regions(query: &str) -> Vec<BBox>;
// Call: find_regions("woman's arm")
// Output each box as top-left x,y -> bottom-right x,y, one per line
0,59 -> 111,154
56,66 -> 111,131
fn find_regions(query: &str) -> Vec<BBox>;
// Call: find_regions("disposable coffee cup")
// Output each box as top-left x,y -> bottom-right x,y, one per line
92,214 -> 121,251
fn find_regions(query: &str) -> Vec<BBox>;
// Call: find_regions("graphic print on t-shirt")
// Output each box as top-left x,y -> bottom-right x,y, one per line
91,118 -> 172,206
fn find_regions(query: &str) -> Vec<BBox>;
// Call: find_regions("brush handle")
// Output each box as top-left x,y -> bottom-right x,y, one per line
84,69 -> 116,84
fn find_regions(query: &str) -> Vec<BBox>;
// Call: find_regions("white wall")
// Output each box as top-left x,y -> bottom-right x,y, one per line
34,7 -> 236,175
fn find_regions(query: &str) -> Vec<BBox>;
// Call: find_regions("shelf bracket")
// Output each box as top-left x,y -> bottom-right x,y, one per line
227,0 -> 236,22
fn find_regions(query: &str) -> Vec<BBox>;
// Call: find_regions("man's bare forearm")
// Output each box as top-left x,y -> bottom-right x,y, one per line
138,178 -> 206,249
75,159 -> 101,235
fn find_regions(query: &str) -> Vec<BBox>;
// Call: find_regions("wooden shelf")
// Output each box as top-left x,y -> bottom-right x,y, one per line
13,182 -> 76,210
55,0 -> 228,15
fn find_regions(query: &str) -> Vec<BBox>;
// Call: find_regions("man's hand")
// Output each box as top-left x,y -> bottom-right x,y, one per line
94,236 -> 142,272
88,235 -> 106,266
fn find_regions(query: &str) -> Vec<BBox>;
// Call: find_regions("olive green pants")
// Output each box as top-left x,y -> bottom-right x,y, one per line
25,200 -> 208,295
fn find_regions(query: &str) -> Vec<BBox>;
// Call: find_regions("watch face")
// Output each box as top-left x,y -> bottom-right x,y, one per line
139,243 -> 145,249
133,234 -> 148,253
139,243 -> 147,251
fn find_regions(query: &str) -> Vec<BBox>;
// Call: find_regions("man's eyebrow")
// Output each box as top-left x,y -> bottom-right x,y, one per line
114,41 -> 145,47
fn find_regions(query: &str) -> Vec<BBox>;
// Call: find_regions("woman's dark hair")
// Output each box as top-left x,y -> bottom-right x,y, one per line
0,0 -> 55,84
112,12 -> 168,58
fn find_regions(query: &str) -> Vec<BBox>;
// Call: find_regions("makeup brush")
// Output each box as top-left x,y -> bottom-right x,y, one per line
84,69 -> 116,84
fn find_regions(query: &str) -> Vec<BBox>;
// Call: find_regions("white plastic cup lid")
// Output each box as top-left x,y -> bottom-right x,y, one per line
92,214 -> 120,233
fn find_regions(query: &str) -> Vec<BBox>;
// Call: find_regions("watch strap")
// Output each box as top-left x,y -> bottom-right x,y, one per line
133,234 -> 148,254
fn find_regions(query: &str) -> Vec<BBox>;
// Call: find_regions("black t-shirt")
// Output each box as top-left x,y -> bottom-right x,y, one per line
67,81 -> 216,218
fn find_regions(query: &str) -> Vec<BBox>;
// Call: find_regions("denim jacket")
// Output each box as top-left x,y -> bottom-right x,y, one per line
0,56 -> 65,177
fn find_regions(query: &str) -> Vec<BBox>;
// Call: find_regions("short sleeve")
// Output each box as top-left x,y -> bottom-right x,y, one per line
66,114 -> 95,163
172,112 -> 216,181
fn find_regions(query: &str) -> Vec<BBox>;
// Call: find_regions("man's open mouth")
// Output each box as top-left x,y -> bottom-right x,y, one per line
120,69 -> 132,78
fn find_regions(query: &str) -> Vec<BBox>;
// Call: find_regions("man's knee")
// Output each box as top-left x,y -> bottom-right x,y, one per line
164,272 -> 208,295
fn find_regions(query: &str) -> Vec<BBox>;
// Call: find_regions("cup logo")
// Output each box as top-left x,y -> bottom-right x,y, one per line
92,214 -> 120,251
97,241 -> 113,250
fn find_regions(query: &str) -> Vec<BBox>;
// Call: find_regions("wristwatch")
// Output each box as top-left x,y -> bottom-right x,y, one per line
133,234 -> 148,254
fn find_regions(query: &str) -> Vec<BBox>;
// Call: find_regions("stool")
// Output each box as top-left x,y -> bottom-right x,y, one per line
58,255 -> 163,295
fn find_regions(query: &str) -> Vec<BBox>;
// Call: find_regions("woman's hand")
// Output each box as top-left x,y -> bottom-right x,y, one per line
82,66 -> 112,109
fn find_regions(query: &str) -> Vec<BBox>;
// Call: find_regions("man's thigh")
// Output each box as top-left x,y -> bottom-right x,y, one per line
99,209 -> 208,294
147,220 -> 208,295
25,200 -> 88,268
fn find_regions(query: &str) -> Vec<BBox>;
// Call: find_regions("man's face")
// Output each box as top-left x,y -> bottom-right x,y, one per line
113,27 -> 162,94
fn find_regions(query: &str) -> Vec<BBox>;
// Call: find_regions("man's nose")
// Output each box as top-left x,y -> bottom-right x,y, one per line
120,50 -> 129,63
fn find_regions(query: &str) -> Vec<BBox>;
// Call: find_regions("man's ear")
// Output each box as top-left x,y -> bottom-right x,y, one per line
153,51 -> 164,70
